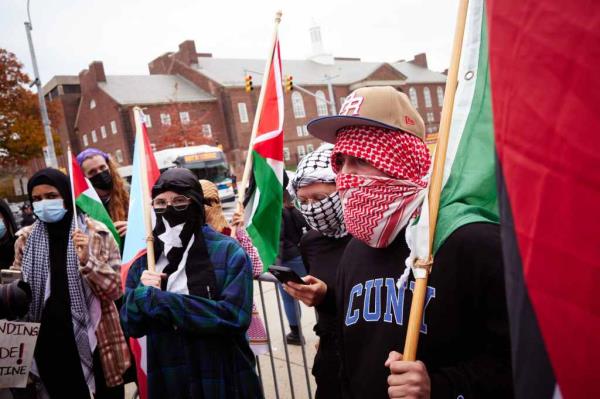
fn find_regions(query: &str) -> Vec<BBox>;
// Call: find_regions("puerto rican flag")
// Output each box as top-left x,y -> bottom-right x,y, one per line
121,108 -> 160,399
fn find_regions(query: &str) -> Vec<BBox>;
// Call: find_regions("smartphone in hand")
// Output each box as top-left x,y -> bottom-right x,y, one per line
268,266 -> 307,285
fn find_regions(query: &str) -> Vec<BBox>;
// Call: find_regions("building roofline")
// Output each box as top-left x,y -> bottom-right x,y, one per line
42,75 -> 80,96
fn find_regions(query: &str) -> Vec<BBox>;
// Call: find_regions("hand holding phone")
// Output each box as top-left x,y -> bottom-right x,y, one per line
281,274 -> 328,307
268,266 -> 307,285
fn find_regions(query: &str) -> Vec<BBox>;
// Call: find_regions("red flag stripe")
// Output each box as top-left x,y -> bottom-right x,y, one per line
252,39 -> 284,162
142,123 -> 160,185
70,153 -> 89,198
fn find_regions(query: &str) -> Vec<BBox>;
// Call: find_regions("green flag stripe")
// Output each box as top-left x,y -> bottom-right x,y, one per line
246,150 -> 282,269
76,194 -> 122,246
434,7 -> 498,253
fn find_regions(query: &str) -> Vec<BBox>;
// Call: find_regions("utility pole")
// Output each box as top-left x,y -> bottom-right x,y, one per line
24,0 -> 58,169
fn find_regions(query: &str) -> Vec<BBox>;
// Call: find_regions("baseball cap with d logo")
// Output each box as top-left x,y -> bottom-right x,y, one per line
307,86 -> 425,143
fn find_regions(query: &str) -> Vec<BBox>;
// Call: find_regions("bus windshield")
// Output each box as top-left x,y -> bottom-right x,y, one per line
187,164 -> 230,182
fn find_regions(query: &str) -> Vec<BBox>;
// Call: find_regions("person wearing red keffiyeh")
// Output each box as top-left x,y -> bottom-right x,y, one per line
332,126 -> 431,248
306,86 -> 512,399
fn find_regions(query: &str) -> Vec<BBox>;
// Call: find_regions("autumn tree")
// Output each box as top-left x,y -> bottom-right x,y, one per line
0,48 -> 61,171
152,82 -> 215,150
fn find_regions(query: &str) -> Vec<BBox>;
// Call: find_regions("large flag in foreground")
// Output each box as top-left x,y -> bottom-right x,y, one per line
407,0 -> 497,266
489,0 -> 600,398
244,37 -> 285,269
121,109 -> 160,399
68,150 -> 121,246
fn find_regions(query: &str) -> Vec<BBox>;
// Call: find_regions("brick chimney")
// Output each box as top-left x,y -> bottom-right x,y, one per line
410,53 -> 428,69
78,61 -> 106,92
89,61 -> 106,82
177,40 -> 198,66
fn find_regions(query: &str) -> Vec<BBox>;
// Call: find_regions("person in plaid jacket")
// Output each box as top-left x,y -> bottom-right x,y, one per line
11,168 -> 130,399
200,179 -> 269,356
120,169 -> 261,399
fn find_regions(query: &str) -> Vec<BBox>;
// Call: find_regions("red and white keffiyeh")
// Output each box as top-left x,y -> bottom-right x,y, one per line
332,126 -> 431,248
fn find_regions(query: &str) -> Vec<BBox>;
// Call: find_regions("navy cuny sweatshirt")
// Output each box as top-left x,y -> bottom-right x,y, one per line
336,222 -> 513,399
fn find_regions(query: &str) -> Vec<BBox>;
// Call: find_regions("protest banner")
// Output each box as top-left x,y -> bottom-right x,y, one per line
0,320 -> 40,388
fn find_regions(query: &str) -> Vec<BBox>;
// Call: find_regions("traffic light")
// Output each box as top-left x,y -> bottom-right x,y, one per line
285,75 -> 294,92
244,75 -> 253,92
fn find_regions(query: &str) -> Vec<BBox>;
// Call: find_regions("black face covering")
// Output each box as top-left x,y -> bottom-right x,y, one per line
161,206 -> 189,227
151,168 -> 217,299
89,170 -> 113,191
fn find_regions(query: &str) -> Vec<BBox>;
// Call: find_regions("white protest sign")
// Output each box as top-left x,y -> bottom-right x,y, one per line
0,320 -> 40,388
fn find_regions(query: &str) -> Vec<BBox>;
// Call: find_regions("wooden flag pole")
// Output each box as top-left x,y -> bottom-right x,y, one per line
235,10 -> 282,219
134,106 -> 157,272
402,0 -> 470,361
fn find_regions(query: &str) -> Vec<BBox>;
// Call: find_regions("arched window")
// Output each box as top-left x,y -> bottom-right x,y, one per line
408,87 -> 418,108
437,86 -> 444,106
423,87 -> 432,108
292,92 -> 306,118
315,90 -> 328,116
90,99 -> 96,109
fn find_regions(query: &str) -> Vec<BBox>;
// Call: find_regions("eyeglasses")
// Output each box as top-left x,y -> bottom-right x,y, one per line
152,195 -> 191,213
294,194 -> 331,207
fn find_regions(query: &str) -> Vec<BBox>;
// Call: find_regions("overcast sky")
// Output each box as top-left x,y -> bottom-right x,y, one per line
1,0 -> 458,87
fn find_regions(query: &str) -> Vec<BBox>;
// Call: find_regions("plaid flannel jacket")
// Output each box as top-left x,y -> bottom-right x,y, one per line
12,217 -> 131,387
120,225 -> 262,399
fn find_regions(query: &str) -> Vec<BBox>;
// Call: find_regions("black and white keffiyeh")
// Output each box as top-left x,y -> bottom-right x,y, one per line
21,216 -> 98,391
290,144 -> 336,193
298,192 -> 346,238
290,144 -> 347,238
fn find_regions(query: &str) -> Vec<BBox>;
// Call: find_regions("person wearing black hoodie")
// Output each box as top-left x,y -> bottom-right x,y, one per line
306,87 -> 513,398
0,200 -> 18,269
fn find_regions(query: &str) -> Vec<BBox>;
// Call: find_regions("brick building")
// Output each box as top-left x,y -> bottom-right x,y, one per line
74,61 -> 230,165
148,39 -> 446,174
36,28 -> 446,182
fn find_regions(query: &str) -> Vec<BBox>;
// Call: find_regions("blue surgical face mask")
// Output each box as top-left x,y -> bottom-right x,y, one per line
33,199 -> 67,223
0,220 -> 6,239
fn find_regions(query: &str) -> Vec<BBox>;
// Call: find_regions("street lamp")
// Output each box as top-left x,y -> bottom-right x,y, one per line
24,0 -> 58,169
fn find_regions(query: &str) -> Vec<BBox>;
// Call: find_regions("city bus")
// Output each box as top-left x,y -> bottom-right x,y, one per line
118,145 -> 236,202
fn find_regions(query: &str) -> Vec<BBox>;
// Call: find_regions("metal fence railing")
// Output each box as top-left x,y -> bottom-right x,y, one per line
255,273 -> 314,399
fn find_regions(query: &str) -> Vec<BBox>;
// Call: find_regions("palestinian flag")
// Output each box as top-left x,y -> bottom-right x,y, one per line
489,0 -> 600,397
68,149 -> 121,246
407,0 -> 497,266
244,37 -> 284,269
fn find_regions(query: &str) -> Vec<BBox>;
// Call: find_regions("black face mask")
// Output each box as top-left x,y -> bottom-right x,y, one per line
90,170 -> 113,190
161,206 -> 190,227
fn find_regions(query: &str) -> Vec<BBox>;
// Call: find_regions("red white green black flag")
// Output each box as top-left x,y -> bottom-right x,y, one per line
244,37 -> 284,269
